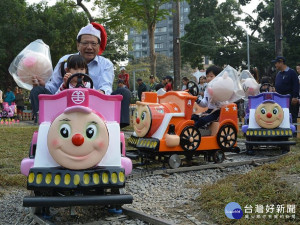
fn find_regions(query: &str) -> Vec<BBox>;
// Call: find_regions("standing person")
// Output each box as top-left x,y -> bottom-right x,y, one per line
15,87 -> 25,120
148,75 -> 157,92
164,75 -> 173,92
118,67 -> 130,89
29,22 -> 114,120
137,78 -> 148,101
192,65 -> 222,129
4,87 -> 15,105
273,56 -> 299,127
181,77 -> 189,90
111,80 -> 131,128
155,77 -> 167,91
296,63 -> 300,75
197,74 -> 207,99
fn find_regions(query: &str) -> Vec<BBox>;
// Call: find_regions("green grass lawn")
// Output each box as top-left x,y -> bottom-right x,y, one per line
0,126 -> 38,196
197,142 -> 300,225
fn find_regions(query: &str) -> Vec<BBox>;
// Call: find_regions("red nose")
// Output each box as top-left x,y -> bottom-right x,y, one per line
267,112 -> 272,118
136,118 -> 140,124
72,134 -> 84,146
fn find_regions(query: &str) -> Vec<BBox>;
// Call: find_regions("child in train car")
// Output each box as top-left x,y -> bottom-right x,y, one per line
260,76 -> 274,93
191,65 -> 223,129
56,55 -> 90,93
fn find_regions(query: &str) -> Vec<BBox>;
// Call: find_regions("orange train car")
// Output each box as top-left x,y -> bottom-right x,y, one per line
128,91 -> 240,168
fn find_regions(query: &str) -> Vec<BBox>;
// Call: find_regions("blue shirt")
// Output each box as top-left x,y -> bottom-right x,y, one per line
4,91 -> 15,105
46,53 -> 114,94
275,67 -> 299,98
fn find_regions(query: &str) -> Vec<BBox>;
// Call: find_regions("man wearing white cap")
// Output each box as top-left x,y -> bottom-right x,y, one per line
30,22 -> 114,121
118,67 -> 130,89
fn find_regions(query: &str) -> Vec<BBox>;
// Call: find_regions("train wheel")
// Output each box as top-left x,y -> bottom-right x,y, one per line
180,126 -> 201,151
168,154 -> 181,169
213,150 -> 225,163
217,124 -> 237,151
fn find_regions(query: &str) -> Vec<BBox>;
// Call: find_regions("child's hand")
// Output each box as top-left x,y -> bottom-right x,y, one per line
63,73 -> 72,87
32,76 -> 45,87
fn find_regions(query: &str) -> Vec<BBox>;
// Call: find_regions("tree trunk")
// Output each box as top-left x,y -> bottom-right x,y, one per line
148,24 -> 157,77
274,0 -> 283,56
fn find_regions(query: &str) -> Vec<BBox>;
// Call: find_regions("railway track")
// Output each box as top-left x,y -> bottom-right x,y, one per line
31,150 -> 284,225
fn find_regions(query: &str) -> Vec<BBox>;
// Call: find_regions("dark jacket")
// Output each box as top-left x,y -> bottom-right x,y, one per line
111,87 -> 131,128
275,67 -> 299,98
138,82 -> 148,101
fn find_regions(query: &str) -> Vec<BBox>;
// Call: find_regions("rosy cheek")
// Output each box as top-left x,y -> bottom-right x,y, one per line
96,141 -> 107,149
256,114 -> 261,120
51,139 -> 60,148
278,113 -> 283,119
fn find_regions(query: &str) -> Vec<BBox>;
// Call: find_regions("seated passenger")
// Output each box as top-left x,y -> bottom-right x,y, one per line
192,65 -> 222,129
56,55 -> 91,93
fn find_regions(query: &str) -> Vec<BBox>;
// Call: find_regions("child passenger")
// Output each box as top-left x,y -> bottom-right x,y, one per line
192,65 -> 222,129
56,55 -> 90,93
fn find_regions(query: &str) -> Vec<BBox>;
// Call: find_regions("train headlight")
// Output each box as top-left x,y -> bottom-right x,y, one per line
93,173 -> 100,184
45,173 -> 52,184
64,174 -> 71,185
111,172 -> 118,184
102,172 -> 109,184
74,174 -> 80,185
119,172 -> 125,183
28,173 -> 35,184
54,174 -> 61,185
36,173 -> 43,184
83,174 -> 90,185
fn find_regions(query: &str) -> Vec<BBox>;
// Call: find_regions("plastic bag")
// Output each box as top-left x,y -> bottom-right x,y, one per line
207,65 -> 244,107
8,39 -> 53,90
239,70 -> 260,97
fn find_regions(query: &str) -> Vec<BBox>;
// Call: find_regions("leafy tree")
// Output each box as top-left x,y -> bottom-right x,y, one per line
0,0 -> 28,88
181,0 -> 244,69
244,0 -> 300,78
0,0 -> 88,89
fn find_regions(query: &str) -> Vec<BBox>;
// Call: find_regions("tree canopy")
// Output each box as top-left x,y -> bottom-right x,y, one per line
181,0 -> 300,80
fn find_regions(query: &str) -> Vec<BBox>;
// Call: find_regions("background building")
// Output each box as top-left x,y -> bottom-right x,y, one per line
128,1 -> 190,59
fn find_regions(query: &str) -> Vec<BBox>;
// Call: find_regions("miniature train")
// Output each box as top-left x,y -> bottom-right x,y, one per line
128,89 -> 240,168
20,85 -> 133,213
242,92 -> 296,154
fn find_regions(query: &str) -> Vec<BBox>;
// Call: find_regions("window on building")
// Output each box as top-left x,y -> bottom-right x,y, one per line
155,43 -> 164,49
155,26 -> 167,33
135,43 -> 142,50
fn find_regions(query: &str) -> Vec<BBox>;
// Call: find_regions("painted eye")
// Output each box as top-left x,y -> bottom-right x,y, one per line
273,107 -> 279,114
135,111 -> 138,119
60,124 -> 71,138
260,108 -> 266,114
86,124 -> 97,139
141,111 -> 146,120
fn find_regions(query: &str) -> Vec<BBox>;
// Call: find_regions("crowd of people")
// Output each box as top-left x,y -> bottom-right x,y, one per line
3,22 -> 300,133
0,86 -> 25,120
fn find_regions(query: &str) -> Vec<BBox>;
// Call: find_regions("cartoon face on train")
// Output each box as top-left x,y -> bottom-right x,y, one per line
47,107 -> 109,170
255,101 -> 284,129
134,104 -> 152,137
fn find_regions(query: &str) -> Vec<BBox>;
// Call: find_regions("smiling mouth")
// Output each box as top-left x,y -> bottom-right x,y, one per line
260,120 -> 275,125
58,149 -> 94,161
135,127 -> 145,133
